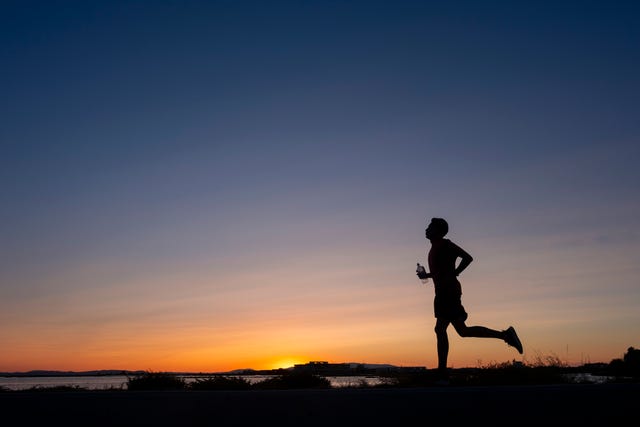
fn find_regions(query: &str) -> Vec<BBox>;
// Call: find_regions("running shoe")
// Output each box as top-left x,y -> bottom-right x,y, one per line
504,326 -> 523,354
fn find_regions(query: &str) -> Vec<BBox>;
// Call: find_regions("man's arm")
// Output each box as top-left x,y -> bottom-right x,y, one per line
453,245 -> 473,276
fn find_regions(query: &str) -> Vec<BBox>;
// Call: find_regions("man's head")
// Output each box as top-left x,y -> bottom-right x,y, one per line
425,217 -> 448,240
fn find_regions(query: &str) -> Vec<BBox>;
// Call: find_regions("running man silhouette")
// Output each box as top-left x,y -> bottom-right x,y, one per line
417,217 -> 523,382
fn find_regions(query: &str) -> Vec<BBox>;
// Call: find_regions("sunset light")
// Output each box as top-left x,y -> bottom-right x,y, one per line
269,358 -> 305,371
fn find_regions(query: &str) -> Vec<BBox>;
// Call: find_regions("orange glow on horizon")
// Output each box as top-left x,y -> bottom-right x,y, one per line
267,357 -> 306,370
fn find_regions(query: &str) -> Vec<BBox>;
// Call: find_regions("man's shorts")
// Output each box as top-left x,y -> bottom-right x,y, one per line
434,294 -> 468,322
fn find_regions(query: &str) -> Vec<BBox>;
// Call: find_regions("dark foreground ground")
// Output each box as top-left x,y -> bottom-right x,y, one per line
1,383 -> 637,426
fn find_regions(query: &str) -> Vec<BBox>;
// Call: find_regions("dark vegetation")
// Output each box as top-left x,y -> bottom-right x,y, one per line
5,347 -> 639,392
189,375 -> 251,391
251,372 -> 331,390
126,371 -> 188,391
126,371 -> 330,391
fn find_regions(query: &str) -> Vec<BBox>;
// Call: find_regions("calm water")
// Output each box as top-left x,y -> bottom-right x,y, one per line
0,373 -> 614,391
0,375 -> 389,391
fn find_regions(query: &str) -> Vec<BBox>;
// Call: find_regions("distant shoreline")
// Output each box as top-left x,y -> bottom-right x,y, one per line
0,361 -> 420,377
0,358 -> 622,377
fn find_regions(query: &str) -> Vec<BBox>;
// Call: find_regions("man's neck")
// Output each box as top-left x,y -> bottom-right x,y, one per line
429,237 -> 444,245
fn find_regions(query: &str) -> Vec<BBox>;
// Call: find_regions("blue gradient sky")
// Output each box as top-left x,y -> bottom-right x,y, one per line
1,0 -> 639,371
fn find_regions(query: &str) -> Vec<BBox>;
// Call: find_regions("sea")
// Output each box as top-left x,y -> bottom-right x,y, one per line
0,375 -> 391,391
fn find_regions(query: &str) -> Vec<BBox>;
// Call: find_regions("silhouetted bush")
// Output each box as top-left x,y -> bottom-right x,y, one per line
623,347 -> 640,377
463,364 -> 569,386
189,375 -> 251,390
126,371 -> 186,391
378,357 -> 575,387
252,372 -> 331,389
609,358 -> 626,376
606,347 -> 640,379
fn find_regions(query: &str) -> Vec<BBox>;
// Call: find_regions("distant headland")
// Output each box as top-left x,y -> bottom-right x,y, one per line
0,361 -> 426,377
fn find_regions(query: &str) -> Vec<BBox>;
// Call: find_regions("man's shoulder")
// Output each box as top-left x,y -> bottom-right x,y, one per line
444,239 -> 464,251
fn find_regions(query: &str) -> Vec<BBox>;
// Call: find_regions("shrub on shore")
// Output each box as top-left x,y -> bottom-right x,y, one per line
126,371 -> 331,390
127,371 -> 187,391
459,362 -> 570,386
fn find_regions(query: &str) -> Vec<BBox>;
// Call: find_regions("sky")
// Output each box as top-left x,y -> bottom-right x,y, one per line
1,0 -> 639,373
